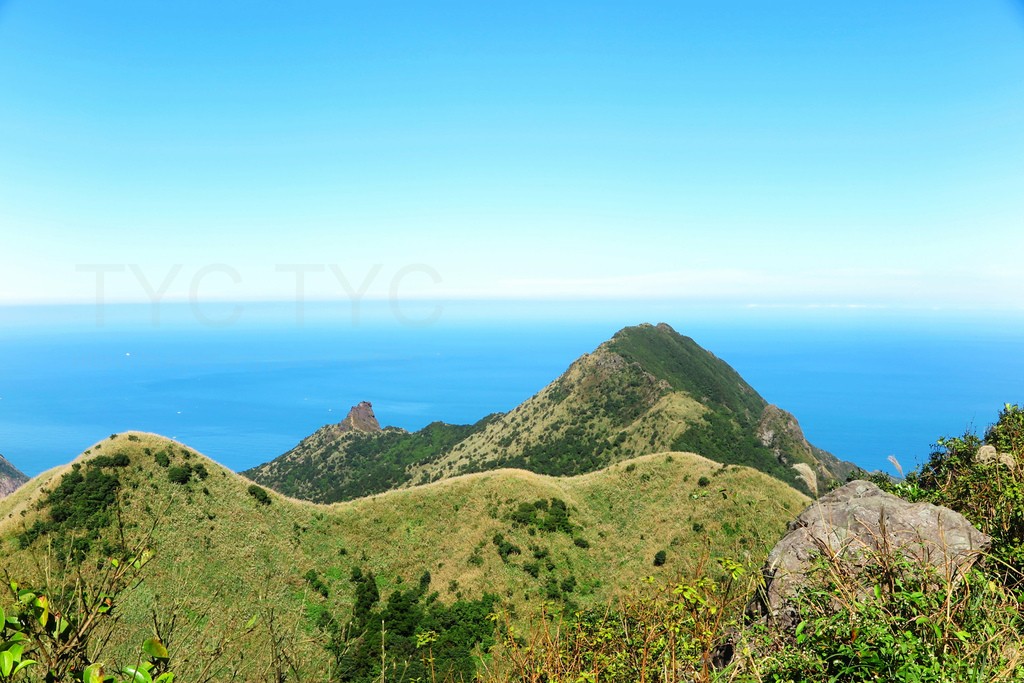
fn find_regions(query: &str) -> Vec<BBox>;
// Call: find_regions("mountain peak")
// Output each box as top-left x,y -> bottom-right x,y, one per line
341,401 -> 381,433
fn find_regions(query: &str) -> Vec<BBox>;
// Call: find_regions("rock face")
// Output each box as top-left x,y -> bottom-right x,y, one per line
0,454 -> 28,499
341,401 -> 381,433
748,480 -> 991,631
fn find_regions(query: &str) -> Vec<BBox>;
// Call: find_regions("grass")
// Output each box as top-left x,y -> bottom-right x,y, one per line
0,432 -> 809,681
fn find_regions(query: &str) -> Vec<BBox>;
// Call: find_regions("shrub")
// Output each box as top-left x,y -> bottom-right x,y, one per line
653,550 -> 667,566
625,463 -> 636,473
523,562 -> 540,578
247,484 -> 271,506
304,569 -> 329,598
697,476 -> 710,488
154,451 -> 170,468
167,466 -> 191,485
192,462 -> 209,480
573,537 -> 590,549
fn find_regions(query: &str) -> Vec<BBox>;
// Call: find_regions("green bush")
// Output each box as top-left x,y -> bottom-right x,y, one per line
697,476 -> 710,488
154,450 -> 170,468
523,562 -> 540,578
573,537 -> 590,549
247,484 -> 271,506
167,466 -> 191,485
653,550 -> 667,566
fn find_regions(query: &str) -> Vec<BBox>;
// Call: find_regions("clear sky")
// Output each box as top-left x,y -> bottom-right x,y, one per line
1,1 -> 1022,307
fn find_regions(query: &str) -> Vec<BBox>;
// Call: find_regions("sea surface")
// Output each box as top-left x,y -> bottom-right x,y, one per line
2,300 -> 1022,479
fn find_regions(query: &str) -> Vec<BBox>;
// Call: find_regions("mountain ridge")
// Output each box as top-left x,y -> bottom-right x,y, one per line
246,323 -> 856,502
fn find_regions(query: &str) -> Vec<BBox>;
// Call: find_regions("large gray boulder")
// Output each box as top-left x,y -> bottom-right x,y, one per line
747,480 -> 991,631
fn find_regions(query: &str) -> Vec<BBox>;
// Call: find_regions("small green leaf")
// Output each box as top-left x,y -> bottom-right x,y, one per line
1,650 -> 14,678
83,662 -> 105,683
120,665 -> 154,683
143,638 -> 169,659
154,674 -> 175,683
12,659 -> 37,676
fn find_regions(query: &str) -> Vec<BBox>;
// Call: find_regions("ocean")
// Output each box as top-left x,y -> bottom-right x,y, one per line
2,300 -> 1022,479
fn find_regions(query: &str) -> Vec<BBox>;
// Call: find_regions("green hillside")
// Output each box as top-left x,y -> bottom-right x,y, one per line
0,431 -> 809,682
244,416 -> 500,503
247,323 -> 852,503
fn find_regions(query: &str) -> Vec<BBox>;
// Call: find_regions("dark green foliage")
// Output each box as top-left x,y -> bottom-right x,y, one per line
244,415 -> 500,504
503,498 -> 578,536
573,537 -> 590,549
674,412 -> 807,494
653,550 -> 667,566
605,324 -> 766,420
492,533 -> 522,562
192,463 -> 209,480
523,562 -> 540,578
336,566 -> 499,683
697,476 -> 710,488
692,522 -> 705,533
16,461 -> 121,560
625,463 -> 636,473
88,452 -> 130,468
167,465 -> 191,485
304,569 -> 330,598
247,484 -> 271,506
154,450 -> 170,468
560,575 -> 577,593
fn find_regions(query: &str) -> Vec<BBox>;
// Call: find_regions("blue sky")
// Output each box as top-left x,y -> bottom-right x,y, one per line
1,1 -> 1023,307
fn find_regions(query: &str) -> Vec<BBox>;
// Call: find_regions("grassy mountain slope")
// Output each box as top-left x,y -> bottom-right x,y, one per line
0,431 -> 809,681
409,323 -> 848,496
0,452 -> 28,498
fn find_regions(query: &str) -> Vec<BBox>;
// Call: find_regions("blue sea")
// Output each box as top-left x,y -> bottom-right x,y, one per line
2,300 -> 1022,479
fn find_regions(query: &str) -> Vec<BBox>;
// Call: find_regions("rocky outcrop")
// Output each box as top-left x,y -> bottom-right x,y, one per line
340,401 -> 381,433
748,480 -> 991,631
0,454 -> 28,499
756,405 -> 859,494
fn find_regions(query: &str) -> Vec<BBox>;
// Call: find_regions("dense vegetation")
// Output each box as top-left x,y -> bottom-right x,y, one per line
16,447 -> 131,560
245,417 -> 500,503
325,568 -> 499,682
673,411 -> 809,494
605,323 -> 767,420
